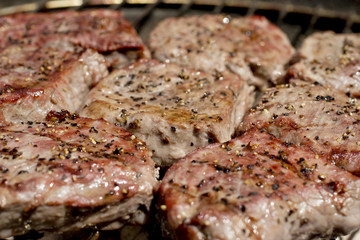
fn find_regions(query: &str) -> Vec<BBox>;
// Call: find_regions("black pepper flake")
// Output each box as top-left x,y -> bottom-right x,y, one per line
297,157 -> 305,164
221,198 -> 229,205
113,147 -> 123,155
89,126 -> 98,133
125,80 -> 133,87
212,185 -> 223,192
171,126 -> 176,132
200,192 -> 209,199
315,95 -> 335,102
18,170 -> 28,175
214,164 -> 231,173
131,96 -> 143,102
272,183 -> 279,190
240,205 -> 246,212
162,138 -> 170,144
196,179 -> 206,188
104,143 -> 112,148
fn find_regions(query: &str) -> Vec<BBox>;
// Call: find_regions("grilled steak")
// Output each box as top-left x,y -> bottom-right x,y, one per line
158,128 -> 360,240
0,9 -> 151,125
149,14 -> 295,88
80,58 -> 255,167
0,9 -> 145,53
288,31 -> 360,97
240,79 -> 360,176
0,111 -> 158,238
0,40 -> 108,124
0,9 -> 150,69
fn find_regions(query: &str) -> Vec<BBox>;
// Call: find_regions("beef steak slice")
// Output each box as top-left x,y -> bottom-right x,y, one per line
80,58 -> 255,167
0,9 -> 151,125
149,14 -> 295,88
240,79 -> 360,176
0,9 -> 146,53
288,31 -> 360,97
158,128 -> 360,240
0,111 -> 158,238
0,40 -> 108,124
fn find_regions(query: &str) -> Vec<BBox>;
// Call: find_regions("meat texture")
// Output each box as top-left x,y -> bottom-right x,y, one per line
0,9 -> 150,69
158,128 -> 360,240
149,14 -> 295,88
0,111 -> 158,238
240,79 -> 360,176
0,9 -> 146,53
80,58 -> 255,167
0,40 -> 108,124
0,9 -> 149,125
288,31 -> 360,97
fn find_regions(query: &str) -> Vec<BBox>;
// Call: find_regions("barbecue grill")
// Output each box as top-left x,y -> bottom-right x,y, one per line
0,0 -> 359,239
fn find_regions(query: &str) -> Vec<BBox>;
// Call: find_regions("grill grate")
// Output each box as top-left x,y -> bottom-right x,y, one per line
0,0 -> 359,239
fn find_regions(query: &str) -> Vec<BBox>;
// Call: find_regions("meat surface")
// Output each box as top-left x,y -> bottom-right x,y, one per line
149,14 -> 295,88
0,9 -> 150,69
0,111 -> 158,238
240,79 -> 360,176
0,9 -> 150,125
80,58 -> 255,167
0,9 -> 145,53
0,40 -> 108,124
288,31 -> 360,97
158,128 -> 360,240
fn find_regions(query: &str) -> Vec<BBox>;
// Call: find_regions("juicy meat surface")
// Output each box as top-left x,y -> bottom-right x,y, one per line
240,79 -> 360,176
0,9 -> 145,53
0,9 -> 151,125
288,31 -> 360,97
0,40 -> 108,124
149,14 -> 295,88
80,58 -> 255,167
0,111 -> 158,238
158,128 -> 360,240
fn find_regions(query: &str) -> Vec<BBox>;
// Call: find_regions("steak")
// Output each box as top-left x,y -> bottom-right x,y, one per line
0,9 -> 145,53
288,31 -> 360,97
240,79 -> 360,176
157,128 -> 360,240
0,111 -> 158,238
0,9 -> 150,69
149,14 -> 295,88
0,40 -> 108,125
0,9 -> 150,125
80,58 -> 255,167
